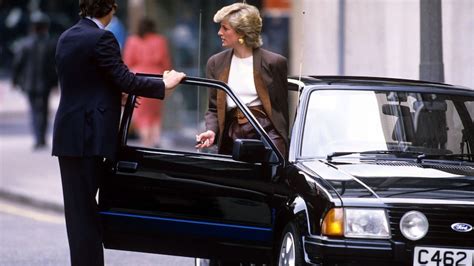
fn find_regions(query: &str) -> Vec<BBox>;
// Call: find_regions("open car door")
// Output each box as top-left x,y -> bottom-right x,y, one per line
99,75 -> 285,263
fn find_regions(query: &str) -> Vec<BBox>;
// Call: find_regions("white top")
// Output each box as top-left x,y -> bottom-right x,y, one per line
226,55 -> 262,110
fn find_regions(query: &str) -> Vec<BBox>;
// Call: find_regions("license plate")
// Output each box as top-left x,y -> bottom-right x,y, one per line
414,246 -> 473,266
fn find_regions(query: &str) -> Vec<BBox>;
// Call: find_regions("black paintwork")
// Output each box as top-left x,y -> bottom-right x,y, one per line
99,76 -> 474,265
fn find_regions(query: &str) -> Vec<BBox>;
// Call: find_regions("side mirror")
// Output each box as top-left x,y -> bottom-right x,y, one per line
232,139 -> 272,163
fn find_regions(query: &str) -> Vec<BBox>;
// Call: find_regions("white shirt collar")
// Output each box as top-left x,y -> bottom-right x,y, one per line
86,17 -> 106,29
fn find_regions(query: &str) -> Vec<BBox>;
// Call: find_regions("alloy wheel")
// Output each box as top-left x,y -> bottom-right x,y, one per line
278,232 -> 295,266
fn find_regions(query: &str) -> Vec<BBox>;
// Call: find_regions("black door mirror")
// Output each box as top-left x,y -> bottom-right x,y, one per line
232,139 -> 272,163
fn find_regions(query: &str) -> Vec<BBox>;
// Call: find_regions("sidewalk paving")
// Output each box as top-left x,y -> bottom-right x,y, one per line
0,79 -> 63,212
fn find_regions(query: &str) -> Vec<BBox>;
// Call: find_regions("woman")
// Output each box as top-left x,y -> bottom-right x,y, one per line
196,2 -> 289,157
123,18 -> 172,147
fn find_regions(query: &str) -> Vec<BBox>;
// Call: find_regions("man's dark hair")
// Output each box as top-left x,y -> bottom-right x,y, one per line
79,0 -> 116,18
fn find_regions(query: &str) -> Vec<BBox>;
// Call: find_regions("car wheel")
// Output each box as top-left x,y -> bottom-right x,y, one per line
195,258 -> 210,266
277,222 -> 305,266
196,258 -> 257,265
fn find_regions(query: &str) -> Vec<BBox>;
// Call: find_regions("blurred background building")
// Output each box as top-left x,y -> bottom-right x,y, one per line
2,0 -> 472,149
1,0 -> 472,88
0,0 -> 288,78
291,0 -> 473,89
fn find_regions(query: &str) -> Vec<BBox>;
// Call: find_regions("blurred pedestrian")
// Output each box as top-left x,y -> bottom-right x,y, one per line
52,0 -> 185,265
123,18 -> 172,147
170,7 -> 197,70
11,10 -> 57,150
195,2 -> 289,157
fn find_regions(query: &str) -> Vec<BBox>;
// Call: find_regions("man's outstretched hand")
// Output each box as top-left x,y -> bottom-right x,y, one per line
163,70 -> 186,98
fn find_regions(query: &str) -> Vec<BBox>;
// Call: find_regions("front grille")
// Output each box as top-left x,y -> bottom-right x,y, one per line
388,204 -> 474,248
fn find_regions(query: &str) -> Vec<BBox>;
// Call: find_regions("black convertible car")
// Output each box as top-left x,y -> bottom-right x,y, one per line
99,75 -> 474,265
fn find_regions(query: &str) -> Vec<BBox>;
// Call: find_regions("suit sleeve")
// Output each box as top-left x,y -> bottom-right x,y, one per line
94,31 -> 165,99
204,56 -> 219,134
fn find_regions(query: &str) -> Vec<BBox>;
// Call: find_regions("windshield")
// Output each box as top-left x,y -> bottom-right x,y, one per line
301,89 -> 474,159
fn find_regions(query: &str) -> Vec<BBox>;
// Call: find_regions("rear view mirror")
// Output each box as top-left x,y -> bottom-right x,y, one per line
232,139 -> 272,163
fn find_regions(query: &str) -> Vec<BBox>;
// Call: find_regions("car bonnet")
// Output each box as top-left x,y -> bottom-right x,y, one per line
301,160 -> 474,205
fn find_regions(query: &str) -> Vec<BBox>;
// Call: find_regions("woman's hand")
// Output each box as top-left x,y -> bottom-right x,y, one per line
195,130 -> 216,149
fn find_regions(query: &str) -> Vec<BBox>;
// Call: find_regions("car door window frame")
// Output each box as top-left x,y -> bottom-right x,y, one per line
119,74 -> 284,165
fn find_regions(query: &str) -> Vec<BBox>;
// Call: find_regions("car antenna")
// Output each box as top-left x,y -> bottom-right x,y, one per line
196,9 -> 203,152
197,9 -> 202,79
297,10 -> 306,103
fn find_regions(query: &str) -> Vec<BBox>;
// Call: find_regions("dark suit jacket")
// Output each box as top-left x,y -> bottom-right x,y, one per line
52,18 -> 165,159
205,47 -> 289,151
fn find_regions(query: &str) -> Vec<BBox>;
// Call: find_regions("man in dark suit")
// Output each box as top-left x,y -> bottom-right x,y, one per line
12,11 -> 57,150
52,1 -> 185,265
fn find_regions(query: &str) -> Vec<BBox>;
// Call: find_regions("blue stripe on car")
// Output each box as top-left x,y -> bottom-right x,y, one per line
100,211 -> 272,242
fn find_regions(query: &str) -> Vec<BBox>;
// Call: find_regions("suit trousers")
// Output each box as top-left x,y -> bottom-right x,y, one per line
58,156 -> 104,266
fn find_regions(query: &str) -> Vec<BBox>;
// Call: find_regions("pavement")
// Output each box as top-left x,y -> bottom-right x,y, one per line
0,79 -> 63,213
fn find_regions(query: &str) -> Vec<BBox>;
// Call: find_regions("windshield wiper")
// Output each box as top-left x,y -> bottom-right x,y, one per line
417,153 -> 474,162
326,150 -> 474,164
326,150 -> 424,161
326,151 -> 359,161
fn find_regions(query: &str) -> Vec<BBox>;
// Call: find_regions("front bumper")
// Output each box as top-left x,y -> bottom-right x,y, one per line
304,236 -> 409,265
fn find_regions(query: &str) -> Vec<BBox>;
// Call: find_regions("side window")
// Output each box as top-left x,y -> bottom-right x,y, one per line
125,84 -> 257,155
466,102 -> 474,119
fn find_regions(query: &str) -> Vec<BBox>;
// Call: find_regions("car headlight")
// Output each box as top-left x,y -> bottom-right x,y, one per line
322,208 -> 391,239
344,208 -> 391,238
399,211 -> 429,241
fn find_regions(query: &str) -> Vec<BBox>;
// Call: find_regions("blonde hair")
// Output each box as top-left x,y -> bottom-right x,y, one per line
213,3 -> 263,48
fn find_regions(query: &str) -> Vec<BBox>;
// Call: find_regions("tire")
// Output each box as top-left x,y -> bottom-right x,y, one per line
277,221 -> 306,266
195,258 -> 243,266
195,258 -> 210,266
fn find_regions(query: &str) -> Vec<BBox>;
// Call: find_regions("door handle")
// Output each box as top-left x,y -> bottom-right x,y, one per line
117,161 -> 138,173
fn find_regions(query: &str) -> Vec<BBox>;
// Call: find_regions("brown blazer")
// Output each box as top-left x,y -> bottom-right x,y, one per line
205,47 -> 289,152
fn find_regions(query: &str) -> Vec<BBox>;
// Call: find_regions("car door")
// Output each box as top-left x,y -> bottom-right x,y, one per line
99,75 -> 285,261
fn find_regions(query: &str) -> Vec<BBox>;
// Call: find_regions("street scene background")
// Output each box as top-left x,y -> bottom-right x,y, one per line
1,0 -> 473,265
